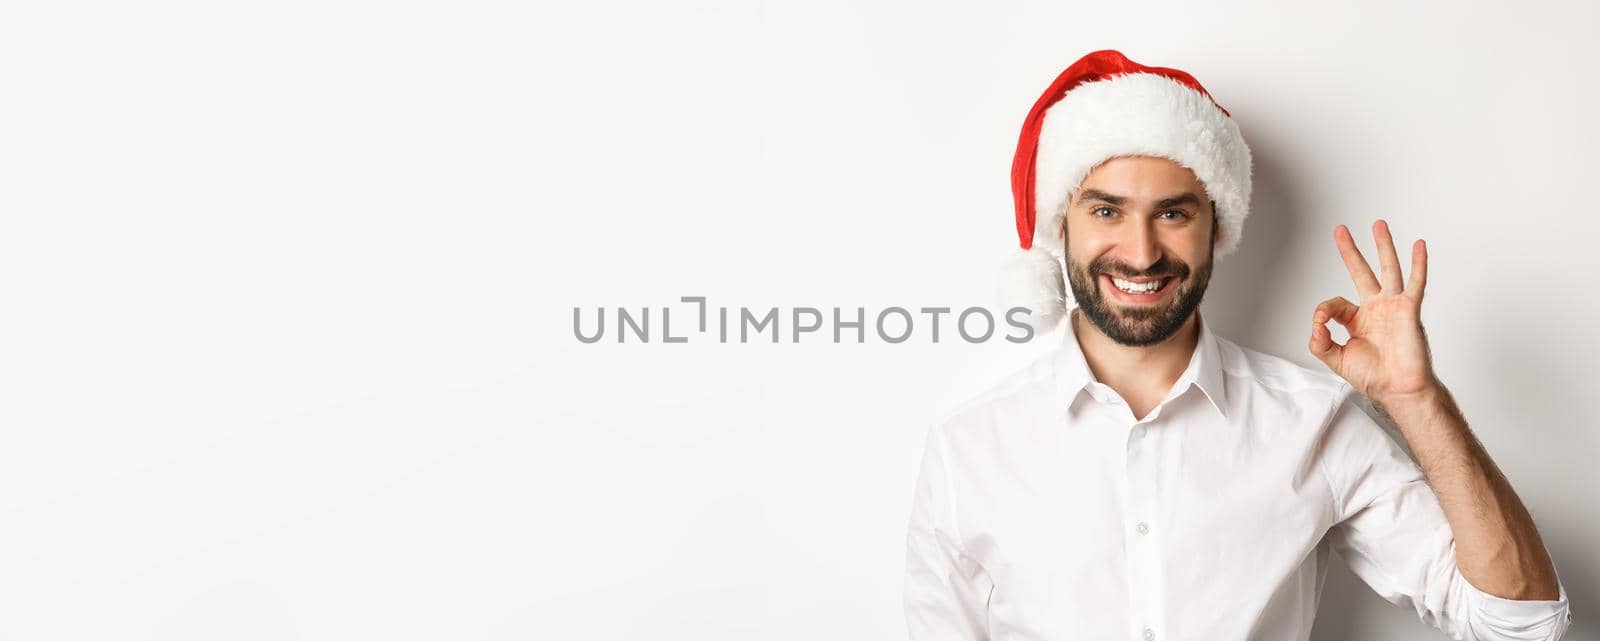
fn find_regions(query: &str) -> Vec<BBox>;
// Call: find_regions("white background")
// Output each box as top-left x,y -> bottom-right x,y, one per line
2,0 -> 1596,639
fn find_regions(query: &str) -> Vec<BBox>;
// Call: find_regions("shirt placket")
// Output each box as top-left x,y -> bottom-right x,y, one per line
1105,384 -> 1169,641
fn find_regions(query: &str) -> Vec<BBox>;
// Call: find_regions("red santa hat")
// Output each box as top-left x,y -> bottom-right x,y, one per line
1002,49 -> 1254,333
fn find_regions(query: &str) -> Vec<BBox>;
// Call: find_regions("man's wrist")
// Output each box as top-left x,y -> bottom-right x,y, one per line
1372,378 -> 1457,439
1376,379 -> 1445,407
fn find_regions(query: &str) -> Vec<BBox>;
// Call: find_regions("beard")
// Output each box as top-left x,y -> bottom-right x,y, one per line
1064,238 -> 1214,347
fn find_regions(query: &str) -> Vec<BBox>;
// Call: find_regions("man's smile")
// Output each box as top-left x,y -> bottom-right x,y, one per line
1101,273 -> 1177,304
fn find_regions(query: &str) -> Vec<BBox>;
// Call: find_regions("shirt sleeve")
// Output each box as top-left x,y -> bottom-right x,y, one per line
904,421 -> 993,641
1319,384 -> 1573,641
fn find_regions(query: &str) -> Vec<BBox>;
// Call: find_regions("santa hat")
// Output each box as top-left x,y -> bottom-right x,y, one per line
1002,49 -> 1253,333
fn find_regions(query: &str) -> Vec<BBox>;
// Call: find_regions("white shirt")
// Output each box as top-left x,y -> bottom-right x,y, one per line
904,309 -> 1572,641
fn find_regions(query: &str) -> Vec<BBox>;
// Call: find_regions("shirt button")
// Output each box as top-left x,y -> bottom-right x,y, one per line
1131,427 -> 1145,439
1136,521 -> 1149,535
1143,627 -> 1155,641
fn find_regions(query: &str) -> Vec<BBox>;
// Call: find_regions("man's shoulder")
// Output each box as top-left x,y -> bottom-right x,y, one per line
929,348 -> 1064,435
1212,332 -> 1350,400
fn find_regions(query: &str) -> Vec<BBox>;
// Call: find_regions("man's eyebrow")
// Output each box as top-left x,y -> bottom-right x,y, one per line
1077,188 -> 1125,205
1076,189 -> 1205,210
1155,192 -> 1204,209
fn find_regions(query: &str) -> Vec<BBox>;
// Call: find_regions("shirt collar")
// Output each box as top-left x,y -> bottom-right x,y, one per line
1054,308 -> 1228,420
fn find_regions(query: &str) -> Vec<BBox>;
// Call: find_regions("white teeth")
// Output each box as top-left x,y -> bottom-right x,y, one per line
1111,277 -> 1164,294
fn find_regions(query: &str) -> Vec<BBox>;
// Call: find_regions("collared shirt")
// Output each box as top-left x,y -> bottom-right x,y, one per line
904,308 -> 1572,641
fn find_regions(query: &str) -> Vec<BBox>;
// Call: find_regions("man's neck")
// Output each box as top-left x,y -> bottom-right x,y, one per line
1071,307 -> 1201,415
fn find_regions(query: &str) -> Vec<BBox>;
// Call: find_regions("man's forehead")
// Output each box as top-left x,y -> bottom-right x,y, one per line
1073,157 -> 1208,202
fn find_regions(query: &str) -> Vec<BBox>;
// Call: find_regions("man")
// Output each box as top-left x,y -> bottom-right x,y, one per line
904,50 -> 1572,641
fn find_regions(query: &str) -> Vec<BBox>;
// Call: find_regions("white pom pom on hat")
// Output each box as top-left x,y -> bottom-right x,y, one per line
1003,49 -> 1254,334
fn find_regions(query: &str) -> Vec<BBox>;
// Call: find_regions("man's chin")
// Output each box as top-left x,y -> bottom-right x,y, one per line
1081,289 -> 1192,344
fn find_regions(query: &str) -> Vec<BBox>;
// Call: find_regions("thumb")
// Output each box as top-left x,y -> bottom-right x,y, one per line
1309,296 -> 1358,371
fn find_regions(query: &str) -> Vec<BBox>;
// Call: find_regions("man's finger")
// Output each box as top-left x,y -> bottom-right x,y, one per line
1407,238 -> 1427,301
1309,312 -> 1344,371
1334,225 -> 1382,300
1373,219 -> 1404,293
1309,321 -> 1342,362
1313,296 -> 1359,328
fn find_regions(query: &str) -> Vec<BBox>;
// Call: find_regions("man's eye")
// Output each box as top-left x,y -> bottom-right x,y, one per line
1093,207 -> 1116,218
1160,210 -> 1187,220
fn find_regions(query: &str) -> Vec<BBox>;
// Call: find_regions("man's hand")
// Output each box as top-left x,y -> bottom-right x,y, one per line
1308,219 -> 1440,403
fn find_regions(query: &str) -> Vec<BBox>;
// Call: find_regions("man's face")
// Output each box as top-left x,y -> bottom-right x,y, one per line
1060,155 -> 1220,346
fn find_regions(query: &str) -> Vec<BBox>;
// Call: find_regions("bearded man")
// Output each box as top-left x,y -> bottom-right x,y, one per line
903,50 -> 1572,641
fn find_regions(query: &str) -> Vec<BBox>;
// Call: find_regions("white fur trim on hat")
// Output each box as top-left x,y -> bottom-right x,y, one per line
998,244 -> 1067,334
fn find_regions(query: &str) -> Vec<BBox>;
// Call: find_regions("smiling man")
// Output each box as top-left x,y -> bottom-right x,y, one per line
904,50 -> 1572,641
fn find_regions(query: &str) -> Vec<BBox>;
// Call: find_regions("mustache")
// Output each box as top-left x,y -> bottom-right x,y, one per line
1091,257 -> 1191,280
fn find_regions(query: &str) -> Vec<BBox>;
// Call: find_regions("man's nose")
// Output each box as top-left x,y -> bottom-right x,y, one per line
1119,221 -> 1163,271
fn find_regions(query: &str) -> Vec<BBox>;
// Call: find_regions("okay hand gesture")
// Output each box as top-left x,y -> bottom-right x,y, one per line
1309,220 -> 1440,404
